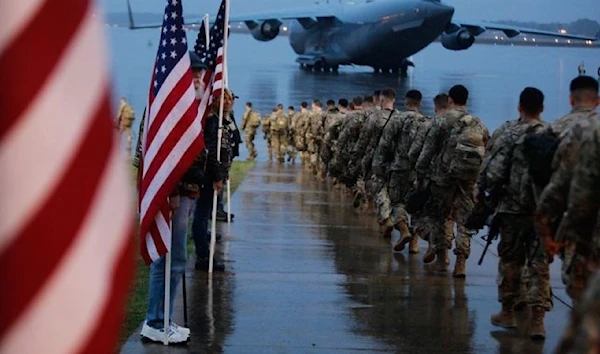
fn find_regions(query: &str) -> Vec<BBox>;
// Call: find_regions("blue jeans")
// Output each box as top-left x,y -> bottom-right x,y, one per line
145,196 -> 196,329
193,181 -> 216,261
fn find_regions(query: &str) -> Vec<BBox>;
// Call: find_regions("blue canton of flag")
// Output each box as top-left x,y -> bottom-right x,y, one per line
152,0 -> 189,97
194,21 -> 207,55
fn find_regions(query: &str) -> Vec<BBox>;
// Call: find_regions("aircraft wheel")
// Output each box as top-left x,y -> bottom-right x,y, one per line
332,65 -> 339,72
323,64 -> 331,72
314,62 -> 324,71
306,64 -> 314,71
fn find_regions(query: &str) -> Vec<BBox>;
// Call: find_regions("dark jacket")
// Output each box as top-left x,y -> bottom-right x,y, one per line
204,112 -> 233,183
229,111 -> 242,158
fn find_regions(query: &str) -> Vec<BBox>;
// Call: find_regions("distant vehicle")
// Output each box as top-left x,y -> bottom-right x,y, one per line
128,0 -> 599,76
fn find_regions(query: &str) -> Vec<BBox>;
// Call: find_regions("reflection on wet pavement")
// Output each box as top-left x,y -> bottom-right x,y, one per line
121,162 -> 572,353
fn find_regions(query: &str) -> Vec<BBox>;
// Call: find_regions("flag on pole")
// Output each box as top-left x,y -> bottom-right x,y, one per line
0,1 -> 134,353
139,0 -> 204,265
195,0 -> 228,103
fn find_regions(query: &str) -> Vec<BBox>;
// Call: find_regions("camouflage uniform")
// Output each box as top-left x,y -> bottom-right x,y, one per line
321,109 -> 346,178
353,108 -> 393,204
482,119 -> 552,310
372,109 -> 425,226
269,111 -> 289,163
287,112 -> 298,162
334,109 -> 370,188
294,110 -> 311,166
535,107 -> 599,301
242,109 -> 261,160
424,108 -> 489,258
262,113 -> 273,161
307,110 -> 325,175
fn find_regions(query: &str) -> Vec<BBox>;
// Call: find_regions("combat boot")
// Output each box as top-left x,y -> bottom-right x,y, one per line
491,302 -> 517,329
453,255 -> 467,278
423,244 -> 435,263
393,222 -> 412,251
433,249 -> 448,272
380,218 -> 394,239
529,306 -> 546,340
409,237 -> 419,254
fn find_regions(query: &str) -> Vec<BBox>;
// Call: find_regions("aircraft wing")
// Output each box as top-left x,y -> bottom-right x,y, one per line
450,20 -> 599,41
127,0 -> 341,30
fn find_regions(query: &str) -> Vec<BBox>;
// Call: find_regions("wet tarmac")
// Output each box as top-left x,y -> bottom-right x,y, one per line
121,161 -> 575,354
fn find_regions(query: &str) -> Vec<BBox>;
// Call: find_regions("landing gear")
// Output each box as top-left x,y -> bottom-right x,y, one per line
400,59 -> 415,78
332,64 -> 339,72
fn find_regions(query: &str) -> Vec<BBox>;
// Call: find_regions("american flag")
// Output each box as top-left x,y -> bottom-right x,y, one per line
139,0 -> 204,264
196,0 -> 228,106
0,1 -> 133,353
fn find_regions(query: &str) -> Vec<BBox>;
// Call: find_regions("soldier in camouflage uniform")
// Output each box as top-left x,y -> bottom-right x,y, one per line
417,94 -> 454,263
321,99 -> 348,180
420,85 -> 489,277
479,88 -> 551,340
294,102 -> 311,167
262,109 -> 275,161
241,102 -> 261,160
287,106 -> 297,163
555,118 -> 600,353
534,76 -> 599,303
330,97 -> 366,181
373,90 -> 425,251
307,100 -> 325,176
269,104 -> 289,164
353,88 -> 397,234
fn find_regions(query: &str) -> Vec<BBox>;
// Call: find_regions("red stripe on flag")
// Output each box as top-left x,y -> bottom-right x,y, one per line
144,71 -> 194,154
75,228 -> 134,354
0,0 -> 90,141
0,93 -> 114,338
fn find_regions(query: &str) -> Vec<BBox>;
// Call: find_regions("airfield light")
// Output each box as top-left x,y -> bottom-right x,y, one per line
555,39 -> 559,43
523,37 -> 527,41
559,29 -> 567,34
283,26 -> 288,31
567,40 -> 571,44
494,36 -> 498,40
532,38 -> 536,42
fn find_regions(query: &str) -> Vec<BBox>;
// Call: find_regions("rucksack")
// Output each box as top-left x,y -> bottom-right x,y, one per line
449,115 -> 487,182
522,128 -> 560,189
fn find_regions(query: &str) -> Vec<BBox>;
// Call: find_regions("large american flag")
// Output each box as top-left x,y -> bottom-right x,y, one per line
139,0 -> 203,264
0,1 -> 133,353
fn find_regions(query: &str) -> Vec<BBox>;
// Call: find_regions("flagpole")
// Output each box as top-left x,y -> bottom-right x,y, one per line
203,14 -> 210,48
222,10 -> 231,225
209,0 -> 230,274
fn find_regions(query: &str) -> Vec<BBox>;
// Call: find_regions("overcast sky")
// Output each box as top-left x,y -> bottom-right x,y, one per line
99,0 -> 600,23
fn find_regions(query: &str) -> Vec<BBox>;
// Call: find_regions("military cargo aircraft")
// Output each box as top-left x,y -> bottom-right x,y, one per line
128,0 -> 598,76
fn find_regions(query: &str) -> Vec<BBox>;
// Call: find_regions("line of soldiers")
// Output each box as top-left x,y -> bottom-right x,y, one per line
278,78 -> 600,349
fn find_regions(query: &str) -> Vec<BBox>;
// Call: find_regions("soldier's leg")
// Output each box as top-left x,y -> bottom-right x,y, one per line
492,214 -> 526,329
389,172 -> 413,252
276,135 -> 285,163
452,179 -> 476,259
267,137 -> 273,161
375,181 -> 393,239
428,183 -> 452,270
562,243 -> 591,305
445,218 -> 455,249
525,219 -> 551,339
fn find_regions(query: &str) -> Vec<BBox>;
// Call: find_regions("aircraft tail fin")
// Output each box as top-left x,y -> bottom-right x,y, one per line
126,0 -> 136,29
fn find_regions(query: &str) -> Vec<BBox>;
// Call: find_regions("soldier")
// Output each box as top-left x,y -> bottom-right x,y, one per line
555,119 -> 600,353
421,85 -> 489,277
335,96 -> 371,196
480,88 -> 550,340
241,102 -> 261,160
307,100 -> 325,175
353,88 -> 397,236
262,108 -> 275,161
294,102 -> 311,167
269,104 -> 289,164
117,97 -> 135,156
287,106 -> 297,163
534,76 -> 599,303
372,90 -> 425,251
321,99 -> 346,180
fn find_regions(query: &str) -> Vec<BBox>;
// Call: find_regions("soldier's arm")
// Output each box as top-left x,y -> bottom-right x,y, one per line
408,119 -> 431,169
415,119 -> 439,177
564,128 -> 600,248
372,119 -> 398,178
352,117 -> 374,163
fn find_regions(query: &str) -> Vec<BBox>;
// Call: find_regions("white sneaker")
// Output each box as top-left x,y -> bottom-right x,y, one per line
140,322 -> 188,344
171,322 -> 190,337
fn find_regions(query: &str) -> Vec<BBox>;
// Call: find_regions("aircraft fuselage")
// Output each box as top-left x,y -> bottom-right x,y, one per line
288,0 -> 454,69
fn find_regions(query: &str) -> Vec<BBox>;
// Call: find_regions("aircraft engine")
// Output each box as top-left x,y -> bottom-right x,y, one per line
441,28 -> 475,50
251,20 -> 281,42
